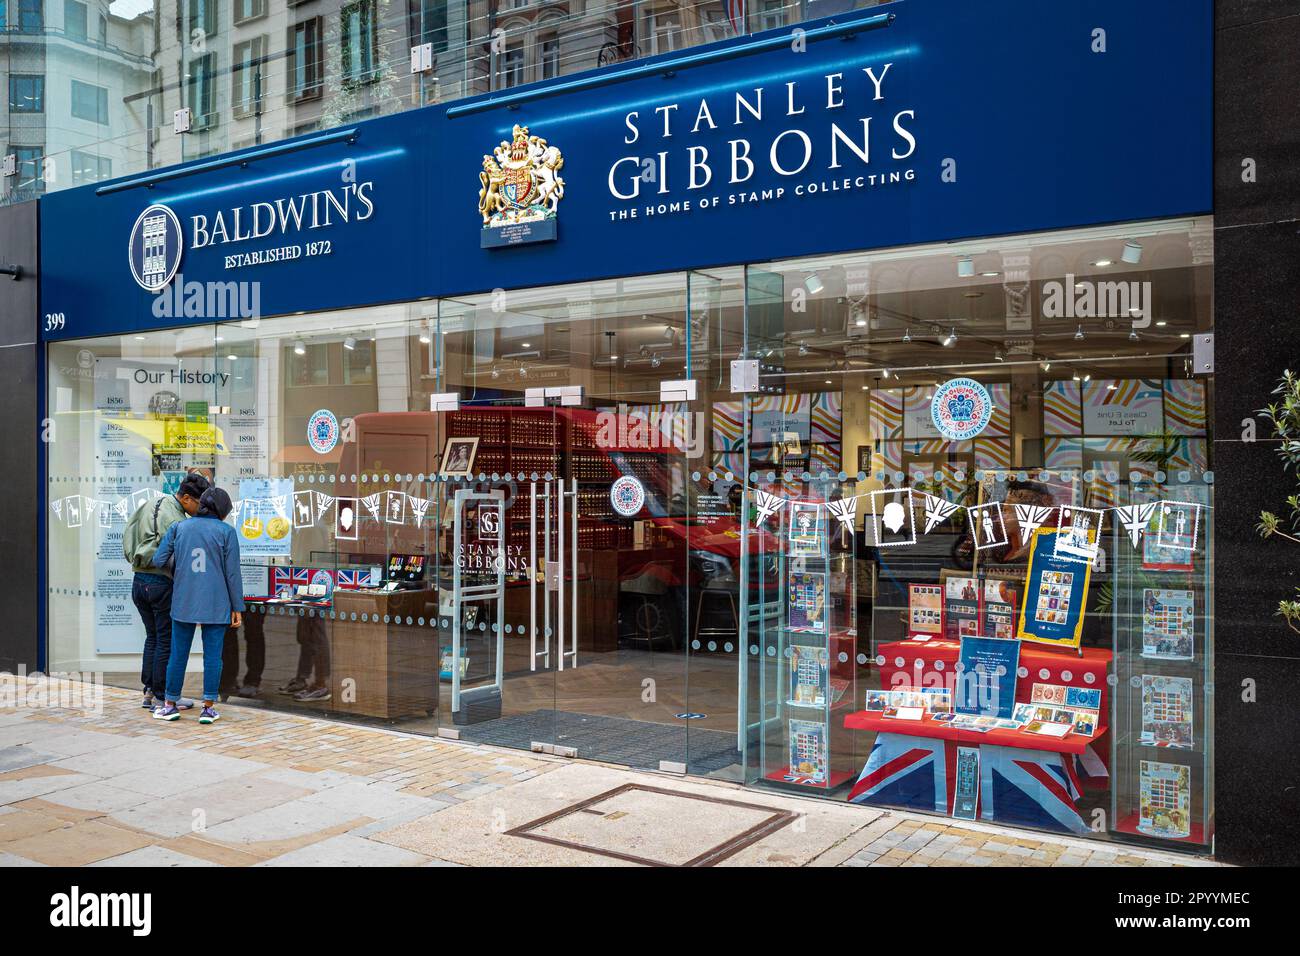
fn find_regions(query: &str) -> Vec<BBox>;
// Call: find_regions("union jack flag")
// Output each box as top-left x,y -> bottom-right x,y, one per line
725,0 -> 745,34
272,566 -> 310,594
336,568 -> 374,589
848,733 -> 1092,835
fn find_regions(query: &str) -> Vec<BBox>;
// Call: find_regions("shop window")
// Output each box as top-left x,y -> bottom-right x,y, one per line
539,31 -> 560,81
756,0 -> 788,33
341,0 -> 380,87
286,342 -> 331,387
234,0 -> 266,24
70,149 -> 111,184
643,3 -> 682,54
288,17 -> 324,102
18,0 -> 41,32
9,146 -> 44,200
186,52 -> 218,128
407,0 -> 448,54
8,74 -> 44,113
63,0 -> 86,39
343,338 -> 375,384
187,0 -> 217,37
498,40 -> 524,89
232,36 -> 267,118
70,79 -> 109,124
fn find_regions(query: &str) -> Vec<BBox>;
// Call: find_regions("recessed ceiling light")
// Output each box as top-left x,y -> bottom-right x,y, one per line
521,342 -> 531,348
1179,333 -> 1191,339
981,271 -> 1001,277
1093,259 -> 1113,267
1156,320 -> 1167,327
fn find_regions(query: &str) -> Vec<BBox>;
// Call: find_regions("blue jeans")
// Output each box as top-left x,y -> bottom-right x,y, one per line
165,621 -> 227,704
132,574 -> 173,699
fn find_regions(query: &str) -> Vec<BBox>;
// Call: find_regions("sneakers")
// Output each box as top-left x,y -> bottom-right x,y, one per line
141,694 -> 156,709
278,678 -> 308,696
198,706 -> 220,724
236,684 -> 261,699
293,686 -> 331,702
175,697 -> 196,710
153,702 -> 181,721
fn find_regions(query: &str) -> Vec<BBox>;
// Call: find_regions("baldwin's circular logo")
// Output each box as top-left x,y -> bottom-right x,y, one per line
128,203 -> 184,292
610,475 -> 646,517
307,409 -> 340,455
931,377 -> 993,441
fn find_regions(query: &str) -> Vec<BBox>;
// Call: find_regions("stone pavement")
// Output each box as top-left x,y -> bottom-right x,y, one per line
0,677 -> 1217,867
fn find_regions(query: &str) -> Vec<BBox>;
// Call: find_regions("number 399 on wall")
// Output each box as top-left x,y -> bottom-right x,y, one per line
44,312 -> 66,332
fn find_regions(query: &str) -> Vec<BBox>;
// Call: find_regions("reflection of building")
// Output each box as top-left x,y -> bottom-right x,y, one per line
5,0 -> 831,192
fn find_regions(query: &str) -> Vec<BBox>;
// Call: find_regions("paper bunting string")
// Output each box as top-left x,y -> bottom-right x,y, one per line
314,492 -> 335,518
268,495 -> 289,521
407,495 -> 432,523
360,494 -> 382,521
921,493 -> 961,534
755,490 -> 786,526
826,495 -> 858,533
50,499 -> 63,521
1013,503 -> 1055,539
113,499 -> 130,520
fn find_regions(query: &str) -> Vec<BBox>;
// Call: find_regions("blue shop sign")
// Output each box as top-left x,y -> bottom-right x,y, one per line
39,0 -> 1211,341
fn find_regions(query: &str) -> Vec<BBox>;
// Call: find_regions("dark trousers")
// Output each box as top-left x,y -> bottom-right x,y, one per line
221,610 -> 266,693
132,574 -> 173,699
294,614 -> 330,686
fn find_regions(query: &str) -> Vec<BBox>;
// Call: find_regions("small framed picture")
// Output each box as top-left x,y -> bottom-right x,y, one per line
439,436 -> 479,478
857,446 -> 873,475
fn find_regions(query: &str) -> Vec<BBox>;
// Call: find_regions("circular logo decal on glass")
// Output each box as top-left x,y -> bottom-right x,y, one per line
307,409 -> 340,455
931,377 -> 993,441
610,475 -> 646,517
128,203 -> 184,292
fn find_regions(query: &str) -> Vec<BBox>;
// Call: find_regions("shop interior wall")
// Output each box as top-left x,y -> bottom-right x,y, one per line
0,200 -> 39,673
1212,0 -> 1300,866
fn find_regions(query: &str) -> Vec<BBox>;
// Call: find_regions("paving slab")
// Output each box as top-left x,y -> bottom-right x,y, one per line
256,834 -> 429,867
109,776 -> 315,839
89,845 -> 222,867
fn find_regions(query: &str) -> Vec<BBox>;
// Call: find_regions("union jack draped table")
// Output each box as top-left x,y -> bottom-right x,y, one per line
847,639 -> 1114,834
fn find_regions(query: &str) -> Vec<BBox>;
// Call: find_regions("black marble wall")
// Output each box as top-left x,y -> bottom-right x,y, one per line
0,201 -> 39,674
1212,0 -> 1300,865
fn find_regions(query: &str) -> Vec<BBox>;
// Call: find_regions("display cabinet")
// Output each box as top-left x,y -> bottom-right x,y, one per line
753,477 -> 858,790
1109,487 -> 1213,846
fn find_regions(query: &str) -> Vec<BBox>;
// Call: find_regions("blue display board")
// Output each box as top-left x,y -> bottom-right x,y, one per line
39,0 -> 1212,341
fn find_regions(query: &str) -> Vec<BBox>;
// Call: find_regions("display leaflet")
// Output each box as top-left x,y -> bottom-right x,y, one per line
787,719 -> 828,785
1139,759 -> 1192,839
1142,588 -> 1195,660
955,636 -> 1021,719
787,572 -> 827,633
788,644 -> 830,708
1140,674 -> 1194,749
943,576 -> 981,641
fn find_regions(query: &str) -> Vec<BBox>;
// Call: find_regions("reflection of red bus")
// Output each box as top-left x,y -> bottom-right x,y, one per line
337,408 -> 747,650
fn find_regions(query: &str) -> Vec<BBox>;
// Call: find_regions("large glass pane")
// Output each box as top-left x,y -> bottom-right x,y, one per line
740,217 -> 1216,849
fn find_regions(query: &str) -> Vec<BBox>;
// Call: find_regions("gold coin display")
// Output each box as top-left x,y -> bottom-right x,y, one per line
266,516 -> 290,540
241,517 -> 263,539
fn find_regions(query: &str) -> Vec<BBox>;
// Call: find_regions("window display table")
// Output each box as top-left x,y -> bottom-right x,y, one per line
842,716 -> 1097,835
874,637 -> 1113,770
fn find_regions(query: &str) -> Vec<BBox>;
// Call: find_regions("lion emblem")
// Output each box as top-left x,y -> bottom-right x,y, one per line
478,124 -> 565,228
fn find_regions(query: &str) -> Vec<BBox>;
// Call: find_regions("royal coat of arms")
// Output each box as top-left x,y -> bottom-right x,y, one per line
478,124 -> 565,245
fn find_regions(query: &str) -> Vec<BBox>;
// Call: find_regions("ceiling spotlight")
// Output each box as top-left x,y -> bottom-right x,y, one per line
1121,241 -> 1143,264
651,354 -> 662,368
293,339 -> 306,356
957,257 -> 975,278
227,354 -> 238,362
1129,329 -> 1139,342
1108,382 -> 1119,391
1156,320 -> 1168,327
902,327 -> 912,343
491,366 -> 500,379
418,332 -> 431,344
994,350 -> 1004,362
1083,373 -> 1091,382
1072,370 -> 1081,382
825,379 -> 833,385
518,365 -> 528,378
804,271 -> 824,295
1093,258 -> 1113,268
609,353 -> 619,361
343,336 -> 357,351
881,368 -> 891,379
1074,325 -> 1085,341
942,328 -> 957,347
798,342 -> 809,356
1040,361 -> 1052,373
521,341 -> 531,348
1179,332 -> 1191,339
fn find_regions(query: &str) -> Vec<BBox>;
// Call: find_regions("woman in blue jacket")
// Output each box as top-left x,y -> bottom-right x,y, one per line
152,486 -> 245,724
